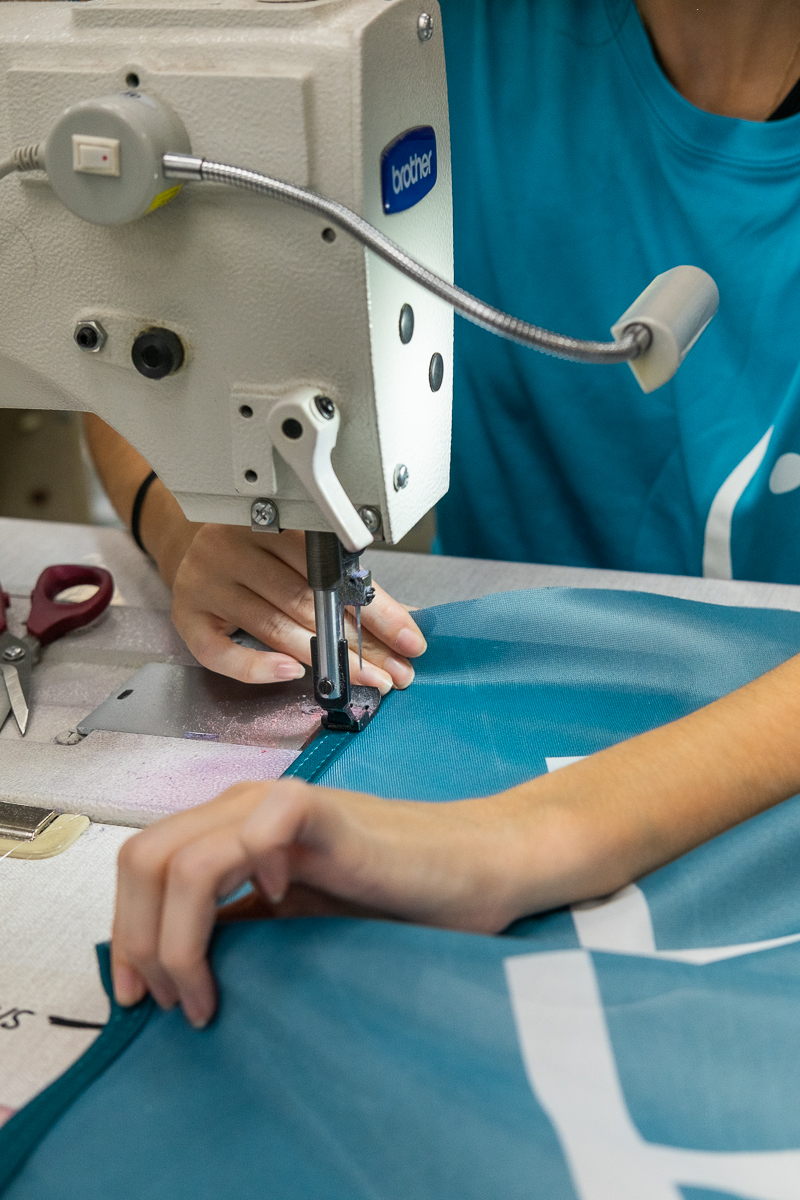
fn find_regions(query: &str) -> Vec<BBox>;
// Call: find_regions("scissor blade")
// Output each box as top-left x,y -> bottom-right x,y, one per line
0,681 -> 10,732
1,665 -> 28,735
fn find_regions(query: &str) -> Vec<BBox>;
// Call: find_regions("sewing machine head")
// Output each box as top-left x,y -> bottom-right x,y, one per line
0,0 -> 453,728
0,0 -> 718,733
0,0 -> 453,548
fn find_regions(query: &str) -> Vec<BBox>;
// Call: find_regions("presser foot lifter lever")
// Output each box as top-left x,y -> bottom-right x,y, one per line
306,532 -> 379,733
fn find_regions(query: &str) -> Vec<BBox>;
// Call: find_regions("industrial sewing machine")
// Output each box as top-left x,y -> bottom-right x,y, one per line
0,0 -> 718,735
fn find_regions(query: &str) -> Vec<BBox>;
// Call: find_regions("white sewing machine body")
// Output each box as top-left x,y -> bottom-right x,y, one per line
0,0 -> 454,547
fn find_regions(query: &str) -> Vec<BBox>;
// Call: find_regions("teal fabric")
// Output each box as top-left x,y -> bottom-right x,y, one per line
303,588 -> 800,801
436,0 -> 800,582
6,587 -> 800,1198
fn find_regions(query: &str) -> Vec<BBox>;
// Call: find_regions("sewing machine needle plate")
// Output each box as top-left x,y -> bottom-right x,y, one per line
77,662 -> 323,751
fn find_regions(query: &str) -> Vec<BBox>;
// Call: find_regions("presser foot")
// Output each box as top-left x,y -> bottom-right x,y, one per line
320,684 -> 381,732
311,637 -> 381,732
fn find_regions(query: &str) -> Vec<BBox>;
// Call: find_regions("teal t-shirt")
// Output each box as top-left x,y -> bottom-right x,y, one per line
436,0 -> 800,582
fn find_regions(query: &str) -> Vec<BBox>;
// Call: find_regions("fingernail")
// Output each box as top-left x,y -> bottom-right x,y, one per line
113,965 -> 143,1007
359,663 -> 394,695
186,1010 -> 210,1030
383,656 -> 415,688
275,660 -> 305,681
395,628 -> 427,657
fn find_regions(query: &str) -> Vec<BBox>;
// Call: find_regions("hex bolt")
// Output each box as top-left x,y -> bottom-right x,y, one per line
393,464 -> 409,491
399,304 -> 414,345
359,506 -> 382,534
55,728 -> 84,746
417,11 -> 434,40
74,320 -> 107,353
2,645 -> 24,662
314,396 -> 335,420
429,352 -> 444,392
251,499 -> 278,528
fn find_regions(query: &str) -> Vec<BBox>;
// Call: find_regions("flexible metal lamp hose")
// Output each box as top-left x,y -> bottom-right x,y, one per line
162,154 -> 652,366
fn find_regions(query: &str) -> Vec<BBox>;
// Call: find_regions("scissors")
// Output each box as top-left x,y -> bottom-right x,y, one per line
0,564 -> 114,736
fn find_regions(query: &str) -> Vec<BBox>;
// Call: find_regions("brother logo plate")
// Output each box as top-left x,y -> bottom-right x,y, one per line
381,126 -> 437,215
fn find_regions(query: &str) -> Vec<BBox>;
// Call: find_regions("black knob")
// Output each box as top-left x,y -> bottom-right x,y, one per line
131,328 -> 185,380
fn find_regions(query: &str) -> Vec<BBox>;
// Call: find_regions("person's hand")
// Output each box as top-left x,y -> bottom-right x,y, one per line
111,778 -> 533,1029
139,482 -> 426,691
81,415 -> 424,691
168,525 -> 425,692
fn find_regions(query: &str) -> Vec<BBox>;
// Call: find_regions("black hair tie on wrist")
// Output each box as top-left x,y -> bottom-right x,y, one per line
131,470 -> 158,555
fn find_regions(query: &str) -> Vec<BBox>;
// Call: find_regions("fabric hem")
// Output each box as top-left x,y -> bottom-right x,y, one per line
282,728 -> 356,784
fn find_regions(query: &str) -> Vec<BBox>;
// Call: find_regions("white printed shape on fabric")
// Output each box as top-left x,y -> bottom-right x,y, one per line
702,426 -> 774,580
514,769 -> 800,1200
544,757 -> 586,773
769,453 -> 800,495
504,949 -> 800,1200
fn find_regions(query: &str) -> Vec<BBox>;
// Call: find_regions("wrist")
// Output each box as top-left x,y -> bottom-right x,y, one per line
138,480 -> 199,587
489,774 -> 640,924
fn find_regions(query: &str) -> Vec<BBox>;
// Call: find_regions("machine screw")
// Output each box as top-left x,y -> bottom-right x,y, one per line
314,395 -> 335,420
251,499 -> 278,528
55,728 -> 84,746
359,506 -> 382,535
417,11 -> 434,40
318,677 -> 335,697
393,464 -> 409,491
2,645 -> 24,662
429,352 -> 444,392
399,304 -> 414,344
74,320 -> 107,353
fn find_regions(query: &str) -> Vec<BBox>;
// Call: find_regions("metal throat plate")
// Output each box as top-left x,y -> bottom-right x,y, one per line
77,662 -> 324,751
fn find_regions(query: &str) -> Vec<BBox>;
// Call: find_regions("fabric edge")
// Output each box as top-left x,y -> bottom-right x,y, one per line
0,944 -> 153,1196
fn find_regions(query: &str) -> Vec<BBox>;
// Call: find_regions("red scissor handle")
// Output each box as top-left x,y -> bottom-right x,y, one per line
27,565 -> 114,647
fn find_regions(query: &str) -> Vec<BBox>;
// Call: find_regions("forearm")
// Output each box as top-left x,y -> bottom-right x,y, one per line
82,413 -> 199,585
495,651 -> 800,922
112,651 -> 800,1023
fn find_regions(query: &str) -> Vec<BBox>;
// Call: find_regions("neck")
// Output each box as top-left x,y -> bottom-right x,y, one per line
635,0 -> 800,120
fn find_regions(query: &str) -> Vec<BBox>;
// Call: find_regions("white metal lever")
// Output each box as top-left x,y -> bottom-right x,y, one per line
266,389 -> 373,553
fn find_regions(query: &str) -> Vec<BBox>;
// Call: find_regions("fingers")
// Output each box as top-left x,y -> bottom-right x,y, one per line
157,827 -> 250,1027
179,613 -> 306,684
178,592 -> 396,694
172,525 -> 425,691
359,580 -> 427,662
112,784 -> 267,1020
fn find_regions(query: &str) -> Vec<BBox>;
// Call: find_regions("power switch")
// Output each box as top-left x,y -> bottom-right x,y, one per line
72,135 -> 120,177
